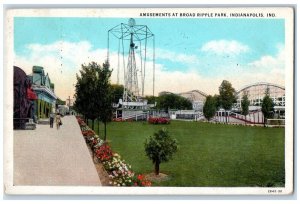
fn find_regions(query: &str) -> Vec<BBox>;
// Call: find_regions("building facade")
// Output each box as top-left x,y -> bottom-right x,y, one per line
28,66 -> 57,119
178,90 -> 207,112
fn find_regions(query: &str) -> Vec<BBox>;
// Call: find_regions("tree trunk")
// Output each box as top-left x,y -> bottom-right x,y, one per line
98,120 -> 100,136
104,121 -> 107,141
155,161 -> 160,175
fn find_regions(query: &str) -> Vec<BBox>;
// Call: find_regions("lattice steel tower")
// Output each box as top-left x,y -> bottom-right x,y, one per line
124,32 -> 139,101
107,18 -> 155,106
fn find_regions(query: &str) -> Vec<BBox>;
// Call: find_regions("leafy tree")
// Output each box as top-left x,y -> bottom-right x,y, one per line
241,92 -> 250,124
203,95 -> 217,121
213,94 -> 221,110
74,61 -> 113,140
74,62 -> 102,128
261,88 -> 274,127
144,129 -> 178,175
177,97 -> 193,110
156,93 -> 175,112
219,80 -> 236,123
111,84 -> 124,104
156,93 -> 192,112
56,98 -> 66,106
96,61 -> 113,141
144,95 -> 157,104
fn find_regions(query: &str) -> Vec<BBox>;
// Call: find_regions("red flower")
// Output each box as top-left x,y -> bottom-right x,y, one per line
95,144 -> 113,162
82,130 -> 95,137
113,118 -> 123,122
148,117 -> 170,125
76,116 -> 87,126
137,174 -> 144,180
134,174 -> 152,187
92,138 -> 98,145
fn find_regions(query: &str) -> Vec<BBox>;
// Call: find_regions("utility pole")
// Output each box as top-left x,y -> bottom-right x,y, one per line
68,96 -> 71,107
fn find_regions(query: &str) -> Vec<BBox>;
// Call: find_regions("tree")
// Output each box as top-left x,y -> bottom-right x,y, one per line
144,129 -> 178,175
97,61 -> 113,141
156,93 -> 192,112
177,96 -> 193,110
203,95 -> 217,121
144,95 -> 157,105
74,61 -> 113,140
261,88 -> 274,127
219,80 -> 236,123
56,98 -> 66,106
213,94 -> 221,110
74,62 -> 102,129
241,92 -> 250,124
111,84 -> 124,104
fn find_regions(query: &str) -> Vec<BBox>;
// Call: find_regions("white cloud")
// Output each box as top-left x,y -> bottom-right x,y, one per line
26,41 -> 107,66
14,40 -> 285,101
248,44 -> 285,71
201,40 -> 249,56
155,44 -> 285,94
154,65 -> 284,96
156,48 -> 200,65
14,41 -> 109,100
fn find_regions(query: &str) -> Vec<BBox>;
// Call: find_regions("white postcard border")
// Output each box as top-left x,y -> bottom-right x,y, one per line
4,7 -> 295,195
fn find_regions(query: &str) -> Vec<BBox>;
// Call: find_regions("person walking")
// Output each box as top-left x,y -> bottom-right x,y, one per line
55,113 -> 62,129
49,112 -> 54,128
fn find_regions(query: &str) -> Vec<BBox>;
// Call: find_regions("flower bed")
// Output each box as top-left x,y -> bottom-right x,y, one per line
95,144 -> 113,162
76,116 -> 87,127
134,174 -> 152,187
112,118 -> 124,122
112,118 -> 134,122
76,116 -> 151,187
148,117 -> 170,125
82,129 -> 96,137
103,153 -> 135,186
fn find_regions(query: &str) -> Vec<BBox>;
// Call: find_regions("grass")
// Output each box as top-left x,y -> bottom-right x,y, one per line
88,120 -> 285,187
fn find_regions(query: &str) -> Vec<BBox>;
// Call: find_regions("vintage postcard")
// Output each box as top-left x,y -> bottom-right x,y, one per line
4,7 -> 294,195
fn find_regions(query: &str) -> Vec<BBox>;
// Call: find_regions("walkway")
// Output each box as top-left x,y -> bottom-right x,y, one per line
13,115 -> 102,186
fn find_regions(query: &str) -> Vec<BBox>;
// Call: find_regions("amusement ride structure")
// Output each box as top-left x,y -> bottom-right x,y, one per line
107,18 -> 155,110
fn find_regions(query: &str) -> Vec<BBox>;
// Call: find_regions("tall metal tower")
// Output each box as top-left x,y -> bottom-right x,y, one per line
107,18 -> 155,108
124,32 -> 139,102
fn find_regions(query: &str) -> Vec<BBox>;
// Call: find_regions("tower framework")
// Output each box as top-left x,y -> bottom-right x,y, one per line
107,18 -> 155,108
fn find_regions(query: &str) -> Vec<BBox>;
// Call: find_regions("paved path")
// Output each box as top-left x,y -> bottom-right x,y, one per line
13,115 -> 102,186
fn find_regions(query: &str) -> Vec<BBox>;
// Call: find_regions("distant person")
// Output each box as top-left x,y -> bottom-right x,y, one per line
49,112 -> 54,128
55,113 -> 62,129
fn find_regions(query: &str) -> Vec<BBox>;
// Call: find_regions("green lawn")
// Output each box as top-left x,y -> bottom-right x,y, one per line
88,120 -> 285,187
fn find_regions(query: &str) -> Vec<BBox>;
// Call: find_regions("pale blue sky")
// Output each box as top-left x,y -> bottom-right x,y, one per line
14,17 -> 285,99
15,17 -> 284,60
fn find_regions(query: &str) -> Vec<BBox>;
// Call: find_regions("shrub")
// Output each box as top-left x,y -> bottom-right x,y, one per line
145,129 -> 178,175
148,117 -> 170,125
